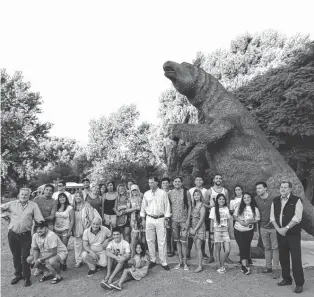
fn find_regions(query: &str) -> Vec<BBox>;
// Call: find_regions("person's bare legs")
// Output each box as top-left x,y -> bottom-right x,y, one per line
104,257 -> 113,281
181,240 -> 188,266
215,242 -> 222,269
222,241 -> 230,268
108,262 -> 124,284
116,268 -> 133,287
194,239 -> 203,272
48,256 -> 62,279
176,241 -> 182,265
131,232 -> 139,257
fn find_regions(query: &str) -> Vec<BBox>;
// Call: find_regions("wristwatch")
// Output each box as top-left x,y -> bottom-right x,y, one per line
286,225 -> 290,229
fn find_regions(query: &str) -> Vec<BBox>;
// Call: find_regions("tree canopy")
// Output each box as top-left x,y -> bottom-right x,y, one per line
156,30 -> 314,201
1,69 -> 52,188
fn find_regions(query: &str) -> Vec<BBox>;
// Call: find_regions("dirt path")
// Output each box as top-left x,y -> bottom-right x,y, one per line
1,222 -> 313,297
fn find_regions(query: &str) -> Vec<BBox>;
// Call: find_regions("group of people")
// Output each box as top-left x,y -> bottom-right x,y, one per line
1,174 -> 305,293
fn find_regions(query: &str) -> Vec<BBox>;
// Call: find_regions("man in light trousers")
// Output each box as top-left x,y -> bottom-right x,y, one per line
140,177 -> 171,271
255,182 -> 280,279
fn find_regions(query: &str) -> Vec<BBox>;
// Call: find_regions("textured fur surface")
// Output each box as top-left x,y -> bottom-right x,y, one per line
163,61 -> 314,235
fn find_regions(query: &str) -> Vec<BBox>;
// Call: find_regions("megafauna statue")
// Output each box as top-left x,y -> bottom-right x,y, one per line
163,60 -> 314,236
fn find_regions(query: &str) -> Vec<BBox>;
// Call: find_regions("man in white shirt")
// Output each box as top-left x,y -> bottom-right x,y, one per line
52,180 -> 72,204
82,217 -> 112,277
140,177 -> 171,270
100,227 -> 130,289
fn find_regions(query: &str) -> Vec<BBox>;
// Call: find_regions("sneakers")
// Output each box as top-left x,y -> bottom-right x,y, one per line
149,261 -> 156,269
217,267 -> 226,274
208,256 -> 215,264
110,283 -> 122,291
87,269 -> 96,277
183,264 -> 189,271
75,261 -> 82,268
241,265 -> 250,275
174,263 -> 182,270
162,264 -> 170,271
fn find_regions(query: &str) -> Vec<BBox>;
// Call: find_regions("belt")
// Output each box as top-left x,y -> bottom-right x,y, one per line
147,214 -> 164,219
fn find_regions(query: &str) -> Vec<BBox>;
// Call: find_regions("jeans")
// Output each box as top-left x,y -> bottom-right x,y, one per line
277,233 -> 304,286
234,229 -> 254,260
260,227 -> 279,269
8,230 -> 32,279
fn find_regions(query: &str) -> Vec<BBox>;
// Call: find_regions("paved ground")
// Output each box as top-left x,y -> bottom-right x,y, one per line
1,221 -> 314,297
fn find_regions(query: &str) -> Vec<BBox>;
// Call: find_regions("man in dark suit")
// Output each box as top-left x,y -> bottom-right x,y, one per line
270,181 -> 304,294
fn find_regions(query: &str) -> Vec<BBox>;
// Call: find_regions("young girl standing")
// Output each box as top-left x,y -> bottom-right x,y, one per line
188,189 -> 206,273
127,185 -> 145,256
110,242 -> 149,291
209,193 -> 232,274
233,192 -> 260,275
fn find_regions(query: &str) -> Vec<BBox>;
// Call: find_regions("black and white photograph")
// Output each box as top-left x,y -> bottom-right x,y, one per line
1,0 -> 314,296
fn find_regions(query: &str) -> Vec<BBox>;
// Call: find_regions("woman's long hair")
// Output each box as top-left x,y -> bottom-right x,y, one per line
117,184 -> 128,203
192,189 -> 204,207
232,184 -> 244,199
214,193 -> 228,225
72,191 -> 85,211
57,192 -> 70,211
237,192 -> 257,218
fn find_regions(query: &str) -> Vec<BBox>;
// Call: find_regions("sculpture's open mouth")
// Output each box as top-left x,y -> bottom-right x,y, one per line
163,66 -> 176,79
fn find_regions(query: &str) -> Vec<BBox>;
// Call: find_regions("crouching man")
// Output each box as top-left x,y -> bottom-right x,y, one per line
100,227 -> 131,289
82,217 -> 112,277
27,221 -> 68,284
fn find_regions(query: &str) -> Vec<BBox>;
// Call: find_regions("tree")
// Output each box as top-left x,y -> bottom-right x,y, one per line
235,41 -> 314,202
87,104 -> 161,191
156,30 -> 314,199
1,69 -> 52,188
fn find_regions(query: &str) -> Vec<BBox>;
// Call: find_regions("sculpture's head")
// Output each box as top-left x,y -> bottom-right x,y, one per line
163,61 -> 199,97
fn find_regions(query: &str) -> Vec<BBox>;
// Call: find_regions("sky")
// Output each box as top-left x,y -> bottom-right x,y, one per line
1,0 -> 313,144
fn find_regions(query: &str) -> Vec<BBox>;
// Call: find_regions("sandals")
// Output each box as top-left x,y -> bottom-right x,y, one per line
51,277 -> 63,284
39,275 -> 54,282
110,283 -> 122,291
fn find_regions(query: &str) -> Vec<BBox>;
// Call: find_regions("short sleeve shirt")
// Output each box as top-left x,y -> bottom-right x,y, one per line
83,226 -> 111,248
32,230 -> 68,256
106,239 -> 130,256
209,206 -> 230,231
234,206 -> 260,232
168,189 -> 190,222
33,196 -> 57,219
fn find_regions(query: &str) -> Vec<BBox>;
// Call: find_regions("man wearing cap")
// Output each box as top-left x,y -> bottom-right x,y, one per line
1,188 -> 44,287
82,217 -> 112,277
82,178 -> 92,201
27,221 -> 68,284
52,180 -> 73,204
